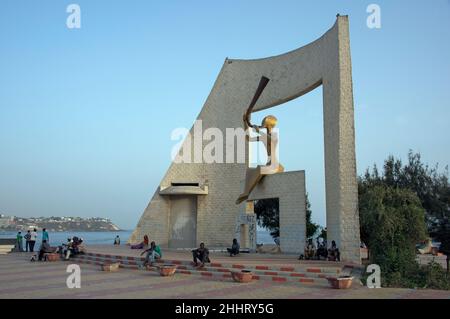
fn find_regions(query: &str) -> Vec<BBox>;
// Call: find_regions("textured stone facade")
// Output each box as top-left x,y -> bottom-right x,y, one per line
130,16 -> 361,263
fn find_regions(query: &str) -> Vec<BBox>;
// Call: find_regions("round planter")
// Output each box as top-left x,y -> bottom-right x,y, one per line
158,264 -> 177,277
101,262 -> 120,272
231,270 -> 253,283
327,276 -> 353,289
45,253 -> 59,262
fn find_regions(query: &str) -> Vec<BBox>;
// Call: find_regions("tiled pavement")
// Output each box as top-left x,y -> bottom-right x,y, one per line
0,252 -> 449,299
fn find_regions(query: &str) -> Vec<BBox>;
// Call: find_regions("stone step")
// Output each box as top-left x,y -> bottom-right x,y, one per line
81,252 -> 343,275
74,256 -> 330,286
78,254 -> 338,279
0,245 -> 15,255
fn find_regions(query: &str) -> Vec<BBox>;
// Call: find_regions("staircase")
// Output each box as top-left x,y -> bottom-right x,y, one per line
0,239 -> 16,255
74,251 -> 357,286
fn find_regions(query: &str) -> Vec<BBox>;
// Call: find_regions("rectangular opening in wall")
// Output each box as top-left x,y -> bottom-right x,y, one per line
171,182 -> 199,187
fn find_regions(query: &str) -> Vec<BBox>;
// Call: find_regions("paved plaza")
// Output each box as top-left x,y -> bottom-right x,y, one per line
0,249 -> 449,299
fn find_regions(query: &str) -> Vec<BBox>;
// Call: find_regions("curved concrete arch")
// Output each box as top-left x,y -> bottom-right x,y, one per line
131,15 -> 361,263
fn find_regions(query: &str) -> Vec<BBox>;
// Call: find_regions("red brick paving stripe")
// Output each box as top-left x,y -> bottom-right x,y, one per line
210,263 -> 222,267
232,264 -> 245,269
307,268 -> 321,273
222,274 -> 232,278
299,278 -> 314,283
290,273 -> 306,277
171,260 -> 182,265
280,267 -> 295,271
255,265 -> 269,270
200,272 -> 213,277
178,270 -> 191,275
272,276 -> 287,282
217,269 -> 230,273
252,275 -> 260,280
264,271 -> 278,276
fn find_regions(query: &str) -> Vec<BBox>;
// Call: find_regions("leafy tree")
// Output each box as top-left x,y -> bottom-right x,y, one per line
359,184 -> 427,286
254,198 -> 279,238
254,193 -> 319,240
360,150 -> 450,235
435,217 -> 450,273
305,194 -> 319,238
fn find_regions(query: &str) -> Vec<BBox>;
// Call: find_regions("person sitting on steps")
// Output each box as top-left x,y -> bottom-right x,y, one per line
227,238 -> 240,257
139,241 -> 162,269
192,242 -> 210,267
38,239 -> 57,261
328,240 -> 341,262
304,238 -> 316,260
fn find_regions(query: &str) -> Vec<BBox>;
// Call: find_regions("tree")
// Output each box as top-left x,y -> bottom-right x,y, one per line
359,150 -> 450,236
254,193 -> 319,240
435,217 -> 450,273
254,198 -> 279,238
359,184 -> 427,286
306,194 -> 319,238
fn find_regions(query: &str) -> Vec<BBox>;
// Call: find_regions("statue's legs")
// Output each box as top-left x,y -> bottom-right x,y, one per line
236,167 -> 264,204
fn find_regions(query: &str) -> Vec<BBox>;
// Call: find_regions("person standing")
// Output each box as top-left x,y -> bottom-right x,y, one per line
29,228 -> 38,252
114,235 -> 120,245
24,230 -> 31,252
16,231 -> 23,252
42,228 -> 49,244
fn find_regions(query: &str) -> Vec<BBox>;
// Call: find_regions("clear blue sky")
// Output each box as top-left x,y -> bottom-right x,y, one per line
1,0 -> 449,230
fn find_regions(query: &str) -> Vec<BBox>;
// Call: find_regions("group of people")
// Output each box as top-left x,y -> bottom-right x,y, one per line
15,228 -> 88,262
300,238 -> 341,261
15,228 -> 42,252
129,235 -> 244,269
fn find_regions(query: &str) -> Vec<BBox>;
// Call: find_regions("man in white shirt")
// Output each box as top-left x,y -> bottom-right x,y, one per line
29,228 -> 38,252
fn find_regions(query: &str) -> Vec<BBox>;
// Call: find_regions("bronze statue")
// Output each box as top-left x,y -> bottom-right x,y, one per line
236,76 -> 284,205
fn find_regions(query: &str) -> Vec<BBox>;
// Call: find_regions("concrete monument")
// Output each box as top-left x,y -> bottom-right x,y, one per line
130,15 -> 361,263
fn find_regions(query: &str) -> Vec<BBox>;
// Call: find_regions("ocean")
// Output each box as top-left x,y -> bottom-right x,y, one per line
0,228 -> 275,250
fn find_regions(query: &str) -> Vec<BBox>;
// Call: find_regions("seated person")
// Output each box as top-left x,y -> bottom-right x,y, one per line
38,240 -> 57,261
304,239 -> 316,260
316,239 -> 328,260
74,237 -> 86,255
192,242 -> 210,267
131,234 -> 149,249
226,238 -> 240,257
59,238 -> 73,260
139,241 -> 162,269
328,240 -> 340,261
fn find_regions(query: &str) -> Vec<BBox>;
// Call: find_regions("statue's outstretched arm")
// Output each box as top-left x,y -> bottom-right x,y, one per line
243,76 -> 270,129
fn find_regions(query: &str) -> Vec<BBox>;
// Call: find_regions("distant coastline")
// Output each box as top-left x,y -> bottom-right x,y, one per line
0,215 -> 121,232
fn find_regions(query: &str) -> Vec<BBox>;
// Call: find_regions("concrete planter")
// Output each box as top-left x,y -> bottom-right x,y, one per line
101,262 -> 120,272
44,253 -> 59,262
327,276 -> 353,289
158,264 -> 177,277
231,270 -> 253,283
